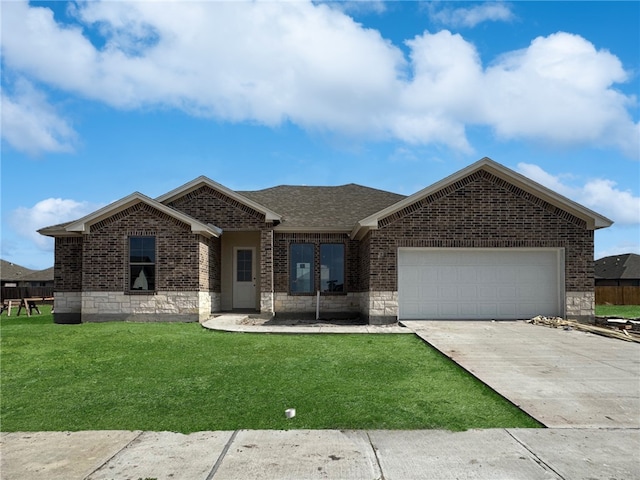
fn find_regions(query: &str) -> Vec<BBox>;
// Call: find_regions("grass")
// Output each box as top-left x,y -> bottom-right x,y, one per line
595,305 -> 640,318
1,307 -> 541,432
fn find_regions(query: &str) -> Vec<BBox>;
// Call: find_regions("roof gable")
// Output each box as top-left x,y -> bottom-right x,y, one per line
39,193 -> 222,238
156,176 -> 282,222
351,157 -> 613,239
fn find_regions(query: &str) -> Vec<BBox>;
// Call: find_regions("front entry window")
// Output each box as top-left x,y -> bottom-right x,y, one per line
130,236 -> 156,291
236,249 -> 253,282
321,244 -> 344,292
290,243 -> 314,293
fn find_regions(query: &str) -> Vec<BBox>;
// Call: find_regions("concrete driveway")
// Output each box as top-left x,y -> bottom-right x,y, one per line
402,321 -> 640,428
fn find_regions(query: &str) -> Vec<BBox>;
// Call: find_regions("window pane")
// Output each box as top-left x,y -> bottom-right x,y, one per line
130,265 -> 155,290
236,249 -> 252,282
130,236 -> 155,263
321,244 -> 344,292
290,244 -> 314,293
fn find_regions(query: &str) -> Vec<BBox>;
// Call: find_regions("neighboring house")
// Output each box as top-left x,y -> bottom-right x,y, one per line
1,260 -> 54,301
39,158 -> 612,324
595,254 -> 640,286
1,260 -> 54,288
1,260 -> 34,287
18,267 -> 55,288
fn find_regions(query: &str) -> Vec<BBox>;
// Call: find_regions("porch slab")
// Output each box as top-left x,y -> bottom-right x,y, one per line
202,316 -> 410,334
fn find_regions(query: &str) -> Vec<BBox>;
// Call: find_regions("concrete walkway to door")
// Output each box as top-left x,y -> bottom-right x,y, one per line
402,321 -> 640,429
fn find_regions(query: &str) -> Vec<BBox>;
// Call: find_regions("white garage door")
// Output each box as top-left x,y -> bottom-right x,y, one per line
398,248 -> 563,320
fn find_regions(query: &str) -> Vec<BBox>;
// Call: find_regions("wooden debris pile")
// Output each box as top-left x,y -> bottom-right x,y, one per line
527,315 -> 640,343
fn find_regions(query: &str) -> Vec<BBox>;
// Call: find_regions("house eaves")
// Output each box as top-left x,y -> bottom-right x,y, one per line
156,176 -> 282,222
351,157 -> 614,240
39,193 -> 222,238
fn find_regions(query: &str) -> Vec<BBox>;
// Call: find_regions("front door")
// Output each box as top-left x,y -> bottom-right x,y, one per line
233,247 -> 256,309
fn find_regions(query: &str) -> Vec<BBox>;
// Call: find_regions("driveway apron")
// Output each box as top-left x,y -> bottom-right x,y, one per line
402,321 -> 640,428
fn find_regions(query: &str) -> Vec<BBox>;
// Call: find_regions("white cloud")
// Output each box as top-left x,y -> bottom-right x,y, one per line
10,198 -> 101,250
429,2 -> 515,28
1,79 -> 77,155
483,33 -> 639,157
516,163 -> 640,225
1,0 -> 638,157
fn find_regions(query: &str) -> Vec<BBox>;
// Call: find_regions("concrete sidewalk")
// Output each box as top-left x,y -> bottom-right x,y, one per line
2,428 -> 639,480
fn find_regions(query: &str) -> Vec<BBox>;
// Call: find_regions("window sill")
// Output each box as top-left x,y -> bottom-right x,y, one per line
126,290 -> 157,296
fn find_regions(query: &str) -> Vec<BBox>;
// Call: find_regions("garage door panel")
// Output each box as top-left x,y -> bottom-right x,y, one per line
478,304 -> 498,317
459,304 -> 478,316
460,285 -> 478,301
438,286 -> 458,301
438,267 -> 458,283
497,286 -> 516,300
478,285 -> 496,300
398,249 -> 562,320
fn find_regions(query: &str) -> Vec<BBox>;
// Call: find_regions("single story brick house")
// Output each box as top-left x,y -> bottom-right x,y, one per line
39,158 -> 612,324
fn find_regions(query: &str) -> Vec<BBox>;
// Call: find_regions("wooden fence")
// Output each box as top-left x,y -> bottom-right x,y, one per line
595,286 -> 640,305
1,286 -> 54,301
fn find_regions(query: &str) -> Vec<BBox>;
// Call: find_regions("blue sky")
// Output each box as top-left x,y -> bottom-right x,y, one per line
1,0 -> 639,270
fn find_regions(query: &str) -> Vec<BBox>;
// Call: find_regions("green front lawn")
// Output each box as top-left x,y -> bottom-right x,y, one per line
1,309 -> 541,432
595,305 -> 640,319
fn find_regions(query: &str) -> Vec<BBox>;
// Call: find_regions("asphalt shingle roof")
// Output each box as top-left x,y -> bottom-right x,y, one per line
1,259 -> 35,281
240,184 -> 406,229
1,260 -> 53,282
595,253 -> 640,280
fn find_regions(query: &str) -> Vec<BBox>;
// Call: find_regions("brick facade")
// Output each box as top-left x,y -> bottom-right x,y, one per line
54,237 -> 83,291
82,203 -> 204,292
168,186 -> 266,229
367,171 -> 593,294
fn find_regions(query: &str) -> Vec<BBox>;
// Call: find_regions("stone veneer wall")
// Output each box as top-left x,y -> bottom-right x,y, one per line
261,292 -> 274,313
565,291 -> 595,322
81,291 -> 206,322
360,291 -> 398,325
274,292 -> 361,315
53,291 -> 82,324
